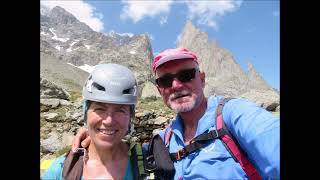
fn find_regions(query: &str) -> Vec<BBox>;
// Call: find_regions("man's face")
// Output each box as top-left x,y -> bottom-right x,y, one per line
155,59 -> 205,113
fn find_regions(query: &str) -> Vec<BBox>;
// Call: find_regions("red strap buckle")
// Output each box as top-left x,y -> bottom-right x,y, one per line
176,148 -> 186,160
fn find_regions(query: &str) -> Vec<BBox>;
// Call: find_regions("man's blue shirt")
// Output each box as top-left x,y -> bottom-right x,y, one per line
159,96 -> 280,180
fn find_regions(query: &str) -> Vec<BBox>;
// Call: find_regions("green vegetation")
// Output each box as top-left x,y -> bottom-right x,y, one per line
272,111 -> 280,117
40,119 -> 47,127
54,145 -> 72,157
69,91 -> 82,102
62,79 -> 81,92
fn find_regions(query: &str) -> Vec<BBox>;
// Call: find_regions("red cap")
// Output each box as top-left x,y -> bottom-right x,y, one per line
152,48 -> 198,73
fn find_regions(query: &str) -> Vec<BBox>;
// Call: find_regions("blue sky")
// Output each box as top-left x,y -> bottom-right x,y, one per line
41,0 -> 279,90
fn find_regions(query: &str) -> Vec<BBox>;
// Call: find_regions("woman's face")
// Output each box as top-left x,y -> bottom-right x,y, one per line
86,102 -> 131,149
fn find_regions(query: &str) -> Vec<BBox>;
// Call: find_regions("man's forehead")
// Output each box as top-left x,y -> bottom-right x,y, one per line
155,59 -> 197,75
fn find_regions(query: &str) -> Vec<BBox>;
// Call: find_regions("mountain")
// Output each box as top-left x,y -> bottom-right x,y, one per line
40,6 -> 154,94
40,6 -> 279,110
40,52 -> 89,92
177,20 -> 279,108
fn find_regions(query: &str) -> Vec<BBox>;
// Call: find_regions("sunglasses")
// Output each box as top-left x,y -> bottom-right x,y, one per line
155,68 -> 198,88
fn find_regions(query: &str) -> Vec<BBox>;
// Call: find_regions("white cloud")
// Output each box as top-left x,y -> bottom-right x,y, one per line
272,11 -> 279,17
186,0 -> 242,30
40,0 -> 104,32
119,0 -> 242,29
120,0 -> 173,24
160,16 -> 168,25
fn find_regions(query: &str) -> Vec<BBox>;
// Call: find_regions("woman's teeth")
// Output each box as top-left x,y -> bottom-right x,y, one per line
98,129 -> 116,135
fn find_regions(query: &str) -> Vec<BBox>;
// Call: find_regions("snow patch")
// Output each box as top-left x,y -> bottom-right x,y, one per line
41,31 -> 50,36
67,63 -> 94,73
129,50 -> 136,54
67,63 -> 76,67
49,28 -> 69,42
55,46 -> 61,51
84,45 -> 91,50
70,40 -> 79,47
78,64 -> 94,73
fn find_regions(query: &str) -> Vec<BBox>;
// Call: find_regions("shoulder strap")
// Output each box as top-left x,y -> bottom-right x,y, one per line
216,97 -> 262,180
145,134 -> 175,179
62,149 -> 84,180
130,143 -> 148,180
163,125 -> 173,146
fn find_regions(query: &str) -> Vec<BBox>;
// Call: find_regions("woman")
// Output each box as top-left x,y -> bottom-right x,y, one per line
42,63 -> 139,180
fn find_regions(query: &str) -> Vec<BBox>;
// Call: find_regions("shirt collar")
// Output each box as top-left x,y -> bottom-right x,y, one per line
170,96 -> 221,141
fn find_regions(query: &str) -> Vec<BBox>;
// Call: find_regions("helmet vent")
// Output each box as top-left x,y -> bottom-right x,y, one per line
92,82 -> 105,91
123,88 -> 131,94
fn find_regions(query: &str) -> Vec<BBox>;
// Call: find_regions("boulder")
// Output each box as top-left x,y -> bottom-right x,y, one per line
41,131 -> 64,153
40,77 -> 71,100
40,98 -> 60,108
239,89 -> 279,111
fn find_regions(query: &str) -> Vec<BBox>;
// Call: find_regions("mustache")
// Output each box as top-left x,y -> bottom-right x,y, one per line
169,89 -> 191,100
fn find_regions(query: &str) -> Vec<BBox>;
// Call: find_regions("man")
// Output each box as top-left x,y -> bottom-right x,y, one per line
74,48 -> 280,179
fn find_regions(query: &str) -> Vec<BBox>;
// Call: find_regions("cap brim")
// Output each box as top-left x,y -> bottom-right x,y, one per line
154,54 -> 195,70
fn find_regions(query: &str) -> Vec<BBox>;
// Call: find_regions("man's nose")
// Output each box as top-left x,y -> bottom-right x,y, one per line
171,78 -> 184,88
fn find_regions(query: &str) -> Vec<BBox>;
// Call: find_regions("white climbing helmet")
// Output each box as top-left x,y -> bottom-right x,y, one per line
82,63 -> 137,105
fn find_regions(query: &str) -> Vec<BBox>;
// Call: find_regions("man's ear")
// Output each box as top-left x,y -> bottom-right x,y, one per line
200,71 -> 205,88
156,84 -> 162,95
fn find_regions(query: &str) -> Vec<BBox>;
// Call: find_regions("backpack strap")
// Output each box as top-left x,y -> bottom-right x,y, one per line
62,148 -> 85,180
169,128 -> 227,161
145,134 -> 175,179
130,143 -> 149,180
163,125 -> 173,147
216,97 -> 262,180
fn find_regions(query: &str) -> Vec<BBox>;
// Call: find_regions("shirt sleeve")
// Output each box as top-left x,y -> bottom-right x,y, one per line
222,98 -> 280,179
41,155 -> 66,180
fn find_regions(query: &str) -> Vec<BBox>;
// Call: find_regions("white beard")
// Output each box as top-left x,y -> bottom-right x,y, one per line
168,89 -> 197,113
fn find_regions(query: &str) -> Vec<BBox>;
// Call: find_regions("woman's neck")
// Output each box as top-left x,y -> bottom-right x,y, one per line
83,141 -> 129,180
88,141 -> 128,163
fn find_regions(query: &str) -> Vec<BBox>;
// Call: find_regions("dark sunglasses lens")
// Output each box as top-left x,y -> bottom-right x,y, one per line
177,68 -> 196,82
156,75 -> 173,88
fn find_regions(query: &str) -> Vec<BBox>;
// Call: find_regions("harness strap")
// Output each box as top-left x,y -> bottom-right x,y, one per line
216,98 -> 262,180
169,128 -> 227,160
163,126 -> 173,146
62,149 -> 84,180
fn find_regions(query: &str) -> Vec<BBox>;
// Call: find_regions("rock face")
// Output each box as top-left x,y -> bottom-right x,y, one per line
140,81 -> 161,99
177,20 -> 279,108
41,6 -> 154,94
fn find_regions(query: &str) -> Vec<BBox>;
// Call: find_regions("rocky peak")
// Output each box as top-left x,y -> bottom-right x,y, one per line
49,6 -> 78,25
177,20 -> 279,105
246,62 -> 272,90
41,6 -> 154,95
